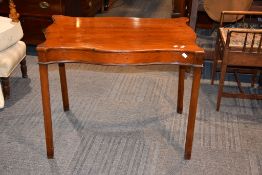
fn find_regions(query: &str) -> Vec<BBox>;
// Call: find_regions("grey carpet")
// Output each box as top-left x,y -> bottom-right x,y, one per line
1,0 -> 262,174
1,56 -> 262,175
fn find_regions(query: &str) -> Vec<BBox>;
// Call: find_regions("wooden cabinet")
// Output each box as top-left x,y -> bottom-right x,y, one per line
0,0 -> 103,45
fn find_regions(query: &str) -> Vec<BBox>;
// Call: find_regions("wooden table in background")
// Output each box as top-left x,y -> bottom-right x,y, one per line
37,15 -> 204,160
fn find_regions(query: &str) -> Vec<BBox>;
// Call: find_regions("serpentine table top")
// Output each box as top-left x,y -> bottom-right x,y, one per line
37,15 -> 204,160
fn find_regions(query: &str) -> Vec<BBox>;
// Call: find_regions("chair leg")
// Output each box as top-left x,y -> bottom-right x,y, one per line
216,63 -> 227,111
1,77 -> 10,100
211,36 -> 220,85
259,72 -> 262,88
250,70 -> 258,88
233,70 -> 244,93
211,57 -> 218,85
20,58 -> 28,78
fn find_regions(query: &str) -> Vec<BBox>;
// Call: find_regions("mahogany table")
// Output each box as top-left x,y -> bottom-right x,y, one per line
37,15 -> 204,160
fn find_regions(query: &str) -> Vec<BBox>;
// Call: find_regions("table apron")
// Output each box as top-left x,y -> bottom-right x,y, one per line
37,50 -> 204,66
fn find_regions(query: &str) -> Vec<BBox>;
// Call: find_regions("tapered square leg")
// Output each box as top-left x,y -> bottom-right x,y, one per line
177,66 -> 185,114
59,63 -> 69,111
39,64 -> 54,159
184,67 -> 202,160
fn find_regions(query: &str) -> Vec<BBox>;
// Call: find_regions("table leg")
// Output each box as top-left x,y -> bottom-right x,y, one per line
177,65 -> 185,114
184,67 -> 201,160
59,63 -> 69,111
39,64 -> 54,159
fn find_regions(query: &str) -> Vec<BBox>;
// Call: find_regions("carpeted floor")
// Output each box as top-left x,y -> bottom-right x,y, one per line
1,56 -> 262,175
1,0 -> 262,174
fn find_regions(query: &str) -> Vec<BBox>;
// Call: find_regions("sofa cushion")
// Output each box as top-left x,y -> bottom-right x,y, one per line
0,41 -> 26,77
0,16 -> 23,51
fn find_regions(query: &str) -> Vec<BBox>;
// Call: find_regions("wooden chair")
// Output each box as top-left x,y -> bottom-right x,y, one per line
211,11 -> 262,111
0,0 -> 27,107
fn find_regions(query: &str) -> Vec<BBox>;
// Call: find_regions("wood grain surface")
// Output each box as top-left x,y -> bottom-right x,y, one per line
37,15 -> 204,66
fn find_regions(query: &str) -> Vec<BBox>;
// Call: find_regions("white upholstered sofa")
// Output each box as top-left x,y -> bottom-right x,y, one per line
0,0 -> 27,108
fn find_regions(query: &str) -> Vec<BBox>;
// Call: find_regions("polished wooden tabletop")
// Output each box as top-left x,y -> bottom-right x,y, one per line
37,15 -> 204,160
37,15 -> 204,65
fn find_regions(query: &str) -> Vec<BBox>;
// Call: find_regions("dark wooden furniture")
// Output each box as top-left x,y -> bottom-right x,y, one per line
211,11 -> 262,111
0,0 -> 103,45
104,0 -> 115,10
37,16 -> 204,160
172,0 -> 190,18
172,0 -> 217,29
0,0 -> 27,99
172,0 -> 262,29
